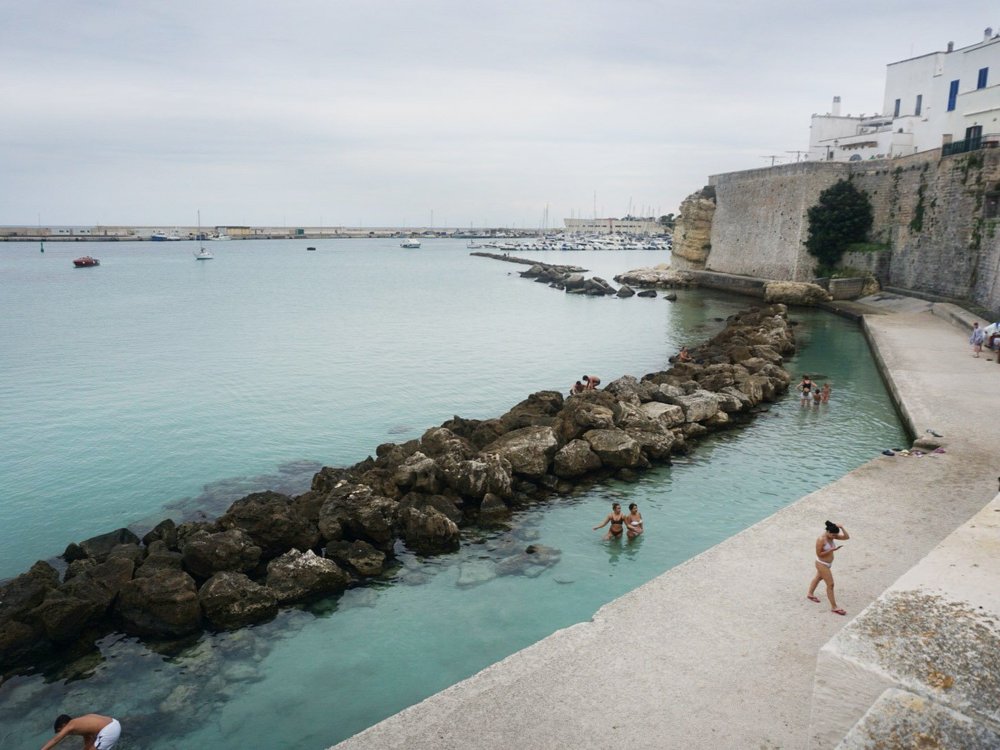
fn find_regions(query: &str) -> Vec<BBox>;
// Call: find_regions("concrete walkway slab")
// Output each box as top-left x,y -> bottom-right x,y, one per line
332,307 -> 1000,750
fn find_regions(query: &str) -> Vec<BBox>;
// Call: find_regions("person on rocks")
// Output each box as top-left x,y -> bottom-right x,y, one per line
677,346 -> 692,363
821,383 -> 831,403
806,520 -> 850,615
625,503 -> 644,539
593,502 -> 625,540
41,713 -> 121,750
970,321 -> 985,357
582,374 -> 601,390
570,380 -> 586,396
799,374 -> 814,405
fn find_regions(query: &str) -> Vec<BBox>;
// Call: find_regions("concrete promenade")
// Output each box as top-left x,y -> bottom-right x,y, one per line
333,297 -> 1000,750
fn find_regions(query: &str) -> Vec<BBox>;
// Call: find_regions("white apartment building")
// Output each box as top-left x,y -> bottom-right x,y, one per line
809,28 -> 1000,161
563,217 -> 663,235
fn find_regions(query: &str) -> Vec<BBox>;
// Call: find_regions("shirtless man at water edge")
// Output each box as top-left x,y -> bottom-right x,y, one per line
41,713 -> 121,750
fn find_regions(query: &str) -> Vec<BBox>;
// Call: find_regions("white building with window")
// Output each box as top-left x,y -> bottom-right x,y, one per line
809,28 -> 1000,161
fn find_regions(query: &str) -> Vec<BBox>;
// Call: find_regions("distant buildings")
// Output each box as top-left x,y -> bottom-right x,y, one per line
563,217 -> 663,235
809,27 -> 1000,161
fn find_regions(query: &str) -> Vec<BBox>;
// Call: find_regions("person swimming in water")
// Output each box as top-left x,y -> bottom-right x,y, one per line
806,520 -> 850,615
593,502 -> 625,540
625,503 -> 643,539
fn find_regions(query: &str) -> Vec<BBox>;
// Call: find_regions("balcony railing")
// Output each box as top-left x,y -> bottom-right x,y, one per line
942,134 -> 1000,156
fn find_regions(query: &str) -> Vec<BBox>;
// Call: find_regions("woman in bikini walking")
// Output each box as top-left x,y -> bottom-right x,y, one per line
807,520 -> 850,615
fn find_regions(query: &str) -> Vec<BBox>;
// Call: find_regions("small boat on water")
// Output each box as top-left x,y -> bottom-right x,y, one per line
307,246 -> 316,251
466,241 -> 483,249
151,232 -> 181,241
193,211 -> 213,259
73,256 -> 100,267
400,238 -> 421,248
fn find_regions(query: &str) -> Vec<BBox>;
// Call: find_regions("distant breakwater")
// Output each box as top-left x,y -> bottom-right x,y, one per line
474,252 -> 691,298
0,305 -> 796,676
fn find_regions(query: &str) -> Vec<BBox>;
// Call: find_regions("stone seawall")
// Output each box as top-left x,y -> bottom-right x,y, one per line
695,150 -> 1000,315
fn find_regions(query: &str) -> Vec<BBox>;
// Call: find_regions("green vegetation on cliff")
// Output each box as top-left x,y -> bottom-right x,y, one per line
806,179 -> 873,272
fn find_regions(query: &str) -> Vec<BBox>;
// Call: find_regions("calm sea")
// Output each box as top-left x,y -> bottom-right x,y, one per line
0,239 -> 907,749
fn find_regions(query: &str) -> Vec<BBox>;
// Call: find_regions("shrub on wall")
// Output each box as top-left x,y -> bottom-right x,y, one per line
806,179 -> 873,271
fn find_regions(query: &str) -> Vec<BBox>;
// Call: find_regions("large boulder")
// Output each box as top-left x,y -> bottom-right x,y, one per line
0,562 -> 62,664
324,540 -> 387,577
497,391 -> 564,432
763,281 -> 831,305
398,506 -> 460,555
398,492 -> 463,526
63,528 -> 141,563
418,427 -> 475,460
135,540 -> 184,578
603,375 -> 659,406
317,485 -> 400,550
438,453 -> 514,500
116,569 -> 202,638
265,549 -> 350,604
181,529 -> 262,580
217,491 -> 320,559
622,425 -> 676,460
671,390 -> 722,423
483,426 -> 560,479
31,557 -> 135,643
638,401 -> 686,428
198,572 -> 278,630
551,394 -> 618,443
392,452 -> 443,494
142,519 -> 178,550
477,493 -> 511,525
582,429 -> 643,468
552,439 -> 603,478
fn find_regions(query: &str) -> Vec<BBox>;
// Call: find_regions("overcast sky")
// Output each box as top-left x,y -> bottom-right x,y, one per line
2,1 -> 998,228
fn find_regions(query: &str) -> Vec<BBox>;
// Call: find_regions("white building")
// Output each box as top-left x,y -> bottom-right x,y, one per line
563,217 -> 664,235
809,28 -> 1000,161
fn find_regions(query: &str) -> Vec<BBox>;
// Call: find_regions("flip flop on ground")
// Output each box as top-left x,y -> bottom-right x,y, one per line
832,608 -> 847,615
807,596 -> 820,602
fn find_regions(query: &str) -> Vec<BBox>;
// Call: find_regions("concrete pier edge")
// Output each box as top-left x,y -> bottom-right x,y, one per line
332,294 -> 1000,750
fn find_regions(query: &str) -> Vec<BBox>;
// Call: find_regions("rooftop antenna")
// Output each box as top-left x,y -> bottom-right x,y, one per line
761,155 -> 783,166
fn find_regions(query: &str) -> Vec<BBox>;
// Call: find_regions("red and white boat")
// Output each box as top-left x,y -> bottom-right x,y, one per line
73,256 -> 100,267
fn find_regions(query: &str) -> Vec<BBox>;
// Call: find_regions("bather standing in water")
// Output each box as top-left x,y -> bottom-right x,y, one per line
806,520 -> 850,615
593,502 -> 625,540
625,503 -> 644,539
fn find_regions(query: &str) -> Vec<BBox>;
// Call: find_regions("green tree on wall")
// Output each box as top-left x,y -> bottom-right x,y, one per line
805,179 -> 873,270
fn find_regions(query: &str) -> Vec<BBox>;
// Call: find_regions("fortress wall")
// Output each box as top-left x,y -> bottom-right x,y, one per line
707,162 -> 846,281
700,151 -> 1000,314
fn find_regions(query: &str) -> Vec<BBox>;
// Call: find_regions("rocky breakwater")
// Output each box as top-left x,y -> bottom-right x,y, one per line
0,305 -> 796,676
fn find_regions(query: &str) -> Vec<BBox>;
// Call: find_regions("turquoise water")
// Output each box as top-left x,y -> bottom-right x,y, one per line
0,240 -> 906,749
